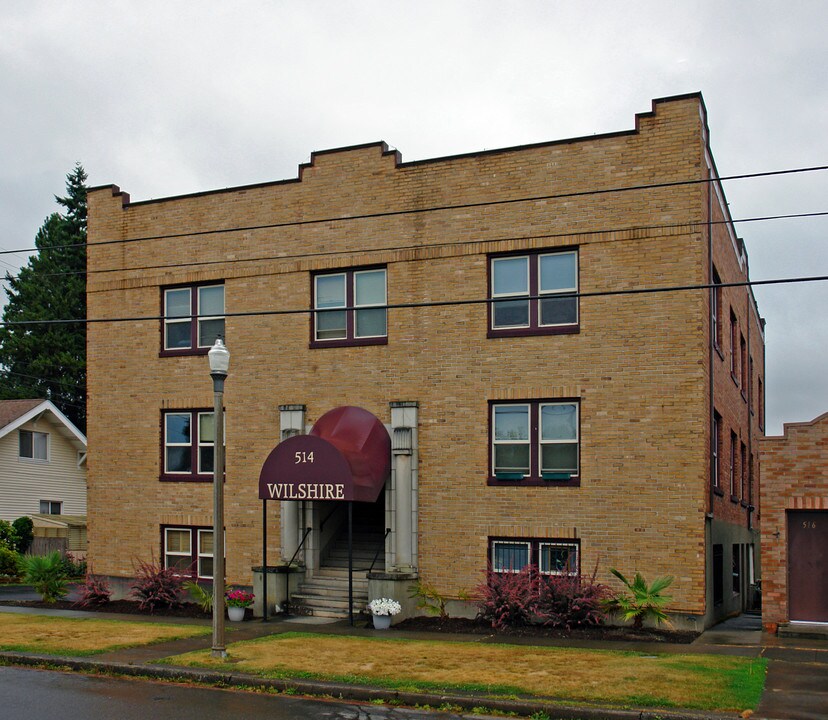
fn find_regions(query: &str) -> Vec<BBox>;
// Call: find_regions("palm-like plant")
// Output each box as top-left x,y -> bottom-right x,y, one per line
603,568 -> 674,629
21,551 -> 69,603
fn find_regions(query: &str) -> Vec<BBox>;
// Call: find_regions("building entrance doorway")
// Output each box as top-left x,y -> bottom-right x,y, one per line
788,510 -> 828,622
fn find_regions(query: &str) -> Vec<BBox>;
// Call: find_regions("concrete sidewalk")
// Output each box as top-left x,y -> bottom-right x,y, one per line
0,600 -> 825,720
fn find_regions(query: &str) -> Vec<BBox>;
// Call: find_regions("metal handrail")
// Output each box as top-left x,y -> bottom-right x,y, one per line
368,527 -> 392,573
289,527 -> 312,567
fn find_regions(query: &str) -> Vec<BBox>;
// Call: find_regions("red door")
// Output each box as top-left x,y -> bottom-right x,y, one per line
788,511 -> 828,622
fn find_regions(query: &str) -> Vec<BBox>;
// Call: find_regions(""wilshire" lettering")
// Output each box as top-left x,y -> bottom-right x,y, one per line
267,483 -> 346,500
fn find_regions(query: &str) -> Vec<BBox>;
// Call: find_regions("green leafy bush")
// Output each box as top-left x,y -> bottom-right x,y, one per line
602,569 -> 674,629
0,520 -> 16,550
59,552 -> 87,578
0,546 -> 21,580
11,517 -> 33,554
183,580 -> 213,612
21,551 -> 69,602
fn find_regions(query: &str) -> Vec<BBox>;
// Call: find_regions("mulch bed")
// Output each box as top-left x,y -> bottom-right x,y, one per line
0,600 -> 697,643
394,616 -> 699,644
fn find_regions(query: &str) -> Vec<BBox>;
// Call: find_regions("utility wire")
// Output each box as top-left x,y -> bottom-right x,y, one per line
1,163 -> 826,257
2,210 -> 827,283
1,275 -> 825,328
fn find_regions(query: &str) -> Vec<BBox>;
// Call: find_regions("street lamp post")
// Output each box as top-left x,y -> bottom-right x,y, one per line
208,337 -> 229,659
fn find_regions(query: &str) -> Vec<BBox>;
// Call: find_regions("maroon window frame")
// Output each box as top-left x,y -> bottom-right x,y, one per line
740,334 -> 748,399
729,430 -> 738,502
160,282 -> 225,357
712,267 -> 723,355
310,266 -> 388,349
161,524 -> 216,580
160,409 -> 220,483
487,249 -> 580,338
488,398 -> 580,487
729,309 -> 739,383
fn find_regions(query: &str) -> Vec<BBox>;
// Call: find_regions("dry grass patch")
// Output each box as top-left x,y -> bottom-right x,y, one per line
0,613 -> 209,655
169,633 -> 765,712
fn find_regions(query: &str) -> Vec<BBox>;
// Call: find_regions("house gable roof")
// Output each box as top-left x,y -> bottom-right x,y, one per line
0,399 -> 87,452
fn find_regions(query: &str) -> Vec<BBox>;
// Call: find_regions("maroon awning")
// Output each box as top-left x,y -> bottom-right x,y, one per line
258,406 -> 390,503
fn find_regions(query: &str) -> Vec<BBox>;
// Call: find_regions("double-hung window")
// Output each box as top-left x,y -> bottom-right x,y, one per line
489,538 -> 579,576
162,410 -> 222,481
162,283 -> 225,354
312,267 -> 387,347
490,400 -> 579,485
19,430 -> 48,461
39,500 -> 62,514
489,250 -> 578,336
163,526 -> 214,579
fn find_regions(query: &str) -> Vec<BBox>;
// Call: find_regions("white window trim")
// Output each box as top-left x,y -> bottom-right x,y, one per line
197,529 -> 214,580
196,285 -> 226,349
491,540 -> 531,573
164,528 -> 192,573
539,401 -> 579,477
538,541 -> 579,576
164,413 -> 193,475
353,268 -> 387,339
492,403 -> 531,478
19,429 -> 49,463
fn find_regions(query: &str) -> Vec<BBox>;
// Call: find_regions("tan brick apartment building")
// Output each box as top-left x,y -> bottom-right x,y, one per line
86,93 -> 764,628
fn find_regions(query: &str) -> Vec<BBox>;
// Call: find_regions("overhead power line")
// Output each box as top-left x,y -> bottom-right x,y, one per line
1,163 -> 827,257
2,210 -> 827,283
1,275 -> 825,328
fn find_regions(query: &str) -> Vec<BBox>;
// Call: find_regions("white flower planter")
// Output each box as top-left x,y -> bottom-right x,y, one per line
228,606 -> 246,622
372,614 -> 392,630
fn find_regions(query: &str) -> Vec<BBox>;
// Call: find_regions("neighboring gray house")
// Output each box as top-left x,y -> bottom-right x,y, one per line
0,399 -> 87,522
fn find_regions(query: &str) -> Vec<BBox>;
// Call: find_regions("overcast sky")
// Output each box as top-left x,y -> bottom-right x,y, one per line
1,1 -> 825,435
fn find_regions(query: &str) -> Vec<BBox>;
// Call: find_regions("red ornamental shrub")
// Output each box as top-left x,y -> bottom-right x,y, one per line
75,573 -> 112,608
130,558 -> 184,612
477,565 -> 610,630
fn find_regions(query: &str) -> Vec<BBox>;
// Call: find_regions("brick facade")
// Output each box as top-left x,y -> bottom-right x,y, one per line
759,413 -> 828,630
86,93 -> 763,628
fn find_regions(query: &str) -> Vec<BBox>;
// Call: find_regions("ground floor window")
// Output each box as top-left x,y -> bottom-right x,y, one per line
489,537 -> 579,576
732,544 -> 742,595
163,526 -> 214,579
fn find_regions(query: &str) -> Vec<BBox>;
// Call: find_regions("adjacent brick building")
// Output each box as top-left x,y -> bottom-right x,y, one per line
86,93 -> 764,628
760,413 -> 828,630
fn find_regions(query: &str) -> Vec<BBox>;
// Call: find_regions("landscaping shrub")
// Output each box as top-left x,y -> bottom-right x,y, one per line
130,558 -> 184,612
602,569 -> 674,629
0,520 -> 16,551
183,580 -> 213,612
59,552 -> 87,578
21,551 -> 69,602
478,565 -> 610,630
75,573 -> 112,607
0,546 -> 21,581
11,516 -> 33,554
477,566 -> 538,628
535,572 -> 609,629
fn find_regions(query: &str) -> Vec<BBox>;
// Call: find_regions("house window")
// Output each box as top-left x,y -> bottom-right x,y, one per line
489,250 -> 578,337
312,267 -> 387,347
162,283 -> 225,354
758,377 -> 764,430
490,400 -> 579,485
712,267 -> 722,350
489,538 -> 579,576
163,526 -> 214,579
162,410 -> 222,481
712,411 -> 722,492
19,430 -> 48,461
740,334 -> 747,397
39,500 -> 62,515
729,431 -> 738,500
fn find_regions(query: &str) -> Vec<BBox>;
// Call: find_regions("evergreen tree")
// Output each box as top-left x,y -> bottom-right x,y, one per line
0,164 -> 87,431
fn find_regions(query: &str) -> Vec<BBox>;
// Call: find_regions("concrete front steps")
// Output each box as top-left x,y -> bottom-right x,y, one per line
290,530 -> 384,619
778,622 -> 828,640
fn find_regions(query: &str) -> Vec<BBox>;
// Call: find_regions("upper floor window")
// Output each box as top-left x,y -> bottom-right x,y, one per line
162,283 -> 224,354
19,430 -> 48,461
712,411 -> 721,492
729,309 -> 739,382
712,267 -> 722,351
489,537 -> 579,576
758,377 -> 764,430
312,267 -> 387,347
39,500 -> 62,514
162,410 -> 222,481
489,400 -> 579,485
489,250 -> 578,337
